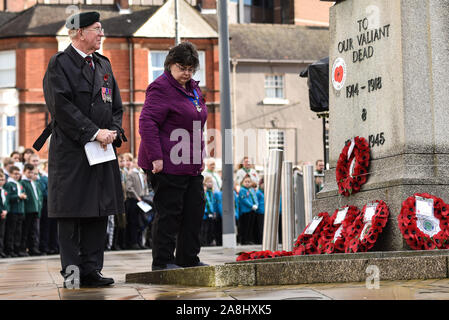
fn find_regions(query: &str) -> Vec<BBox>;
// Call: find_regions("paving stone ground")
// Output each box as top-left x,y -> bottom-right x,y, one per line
0,245 -> 449,300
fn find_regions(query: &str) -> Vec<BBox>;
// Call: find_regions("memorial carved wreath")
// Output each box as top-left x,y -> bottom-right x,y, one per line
336,136 -> 370,197
345,200 -> 389,253
292,212 -> 330,255
319,205 -> 360,254
398,193 -> 449,250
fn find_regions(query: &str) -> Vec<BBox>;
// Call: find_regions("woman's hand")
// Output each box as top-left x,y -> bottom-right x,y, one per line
152,160 -> 163,174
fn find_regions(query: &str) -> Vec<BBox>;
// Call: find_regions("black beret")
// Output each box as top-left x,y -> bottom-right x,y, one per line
66,11 -> 100,29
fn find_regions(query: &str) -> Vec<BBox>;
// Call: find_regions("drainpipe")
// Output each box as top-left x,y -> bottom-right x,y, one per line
128,37 -> 135,155
231,59 -> 238,135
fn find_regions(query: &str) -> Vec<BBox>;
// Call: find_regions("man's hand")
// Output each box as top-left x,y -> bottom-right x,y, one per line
96,129 -> 117,149
20,193 -> 27,200
1,210 -> 6,219
152,160 -> 163,174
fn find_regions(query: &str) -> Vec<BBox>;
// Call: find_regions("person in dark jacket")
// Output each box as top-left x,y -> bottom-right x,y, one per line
138,41 -> 208,271
37,11 -> 125,287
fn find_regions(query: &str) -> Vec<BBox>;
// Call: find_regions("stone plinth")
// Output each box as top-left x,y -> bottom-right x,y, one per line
318,0 -> 449,251
125,250 -> 449,287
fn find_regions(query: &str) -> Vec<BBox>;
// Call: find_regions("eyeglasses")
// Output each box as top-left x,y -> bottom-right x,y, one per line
176,63 -> 195,74
84,27 -> 104,35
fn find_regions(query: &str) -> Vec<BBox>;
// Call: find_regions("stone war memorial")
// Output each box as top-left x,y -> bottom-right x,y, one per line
317,0 -> 449,252
126,0 -> 449,286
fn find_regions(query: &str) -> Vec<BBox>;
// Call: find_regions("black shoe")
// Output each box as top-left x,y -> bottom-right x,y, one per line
129,244 -> 141,250
80,271 -> 114,287
29,250 -> 42,256
184,261 -> 209,268
0,252 -> 5,258
152,264 -> 183,271
17,251 -> 29,257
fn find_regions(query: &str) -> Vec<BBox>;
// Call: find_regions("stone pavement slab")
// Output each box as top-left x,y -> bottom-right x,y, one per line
0,246 -> 449,300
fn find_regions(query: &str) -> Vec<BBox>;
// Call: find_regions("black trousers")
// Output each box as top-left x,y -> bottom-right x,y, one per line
57,216 -> 108,277
0,216 -> 6,253
148,172 -> 205,268
39,199 -> 59,253
4,213 -> 24,254
125,198 -> 142,247
21,212 -> 40,252
238,210 -> 257,245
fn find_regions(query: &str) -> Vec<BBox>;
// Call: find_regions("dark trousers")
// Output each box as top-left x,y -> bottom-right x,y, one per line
200,217 -> 215,246
39,199 -> 59,253
4,213 -> 24,254
0,216 -> 6,253
213,216 -> 222,246
255,214 -> 264,244
21,212 -> 40,252
238,210 -> 256,245
57,217 -> 108,277
125,198 -> 142,247
148,172 -> 205,268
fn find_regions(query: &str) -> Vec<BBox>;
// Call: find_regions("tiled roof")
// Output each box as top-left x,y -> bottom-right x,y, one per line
0,12 -> 18,28
229,23 -> 329,61
0,4 -> 159,38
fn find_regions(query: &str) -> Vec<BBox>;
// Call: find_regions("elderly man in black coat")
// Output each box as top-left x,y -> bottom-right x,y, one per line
35,11 -> 125,288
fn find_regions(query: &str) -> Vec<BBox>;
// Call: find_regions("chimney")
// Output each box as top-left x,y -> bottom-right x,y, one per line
115,0 -> 131,14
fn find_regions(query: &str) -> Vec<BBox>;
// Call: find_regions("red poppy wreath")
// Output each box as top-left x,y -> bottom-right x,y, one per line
319,205 -> 360,254
345,200 -> 389,253
398,193 -> 449,250
336,136 -> 370,197
236,250 -> 293,262
292,212 -> 330,255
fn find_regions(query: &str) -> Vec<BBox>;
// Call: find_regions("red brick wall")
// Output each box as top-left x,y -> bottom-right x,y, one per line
294,0 -> 332,26
2,36 -> 220,160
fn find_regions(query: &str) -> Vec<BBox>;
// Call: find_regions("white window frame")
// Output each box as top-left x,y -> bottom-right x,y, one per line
267,129 -> 285,151
148,50 -> 206,86
263,74 -> 289,105
0,51 -> 16,88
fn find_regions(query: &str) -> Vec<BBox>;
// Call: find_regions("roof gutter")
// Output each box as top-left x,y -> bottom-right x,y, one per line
231,58 -> 316,64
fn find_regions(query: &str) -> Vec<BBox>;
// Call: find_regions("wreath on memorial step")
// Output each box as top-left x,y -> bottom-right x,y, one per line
336,136 -> 370,197
236,250 -> 293,262
344,200 -> 389,253
319,205 -> 360,254
292,211 -> 330,255
398,193 -> 449,250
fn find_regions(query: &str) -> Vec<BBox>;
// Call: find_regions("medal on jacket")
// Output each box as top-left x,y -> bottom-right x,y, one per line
101,87 -> 112,103
188,89 -> 202,112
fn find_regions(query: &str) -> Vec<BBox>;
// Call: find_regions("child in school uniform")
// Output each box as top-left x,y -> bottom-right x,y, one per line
3,166 -> 27,257
201,176 -> 216,246
238,174 -> 259,245
20,164 -> 42,256
255,178 -> 265,244
0,172 -> 8,258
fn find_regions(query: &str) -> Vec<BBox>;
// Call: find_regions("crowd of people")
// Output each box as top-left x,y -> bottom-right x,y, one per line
0,149 -> 325,259
0,148 -> 57,258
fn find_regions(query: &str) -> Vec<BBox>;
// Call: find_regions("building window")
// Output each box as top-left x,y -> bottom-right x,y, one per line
263,74 -> 288,105
1,114 -> 17,157
0,51 -> 16,88
149,50 -> 206,86
267,129 -> 285,151
265,74 -> 284,99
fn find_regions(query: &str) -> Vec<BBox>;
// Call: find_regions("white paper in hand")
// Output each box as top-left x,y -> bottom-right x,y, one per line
84,141 -> 116,166
137,201 -> 152,213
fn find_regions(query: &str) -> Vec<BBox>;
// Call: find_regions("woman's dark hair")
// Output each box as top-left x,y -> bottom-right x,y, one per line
164,41 -> 199,72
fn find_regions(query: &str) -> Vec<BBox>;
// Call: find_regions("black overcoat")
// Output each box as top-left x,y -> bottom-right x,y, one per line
43,44 -> 125,218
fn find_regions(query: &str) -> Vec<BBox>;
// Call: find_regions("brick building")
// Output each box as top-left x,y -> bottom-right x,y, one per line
0,0 -> 219,159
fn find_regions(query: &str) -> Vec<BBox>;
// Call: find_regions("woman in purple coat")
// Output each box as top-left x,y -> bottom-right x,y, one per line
138,42 -> 208,271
